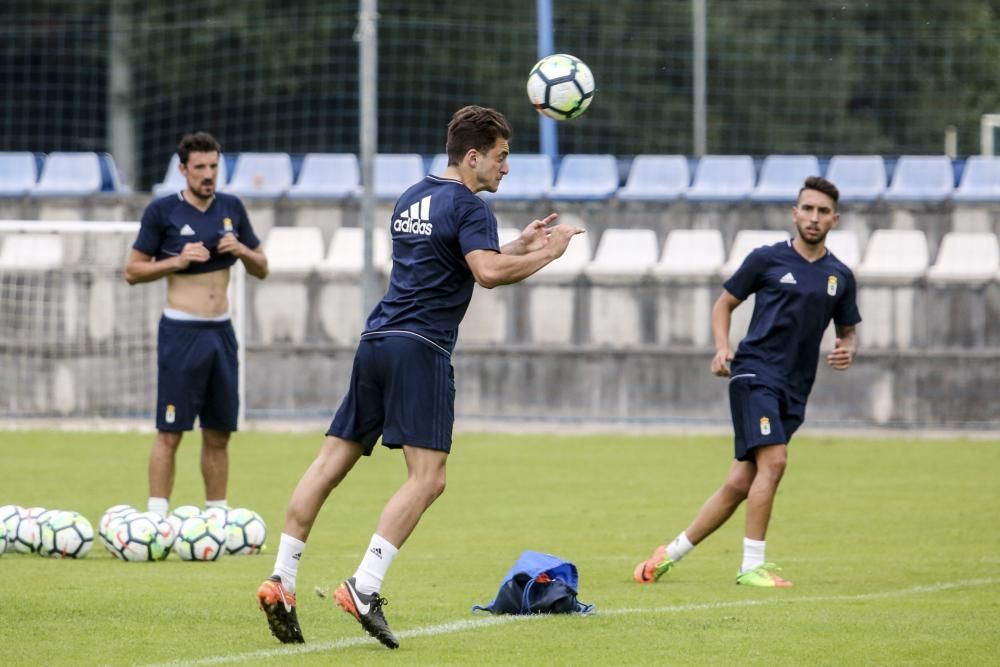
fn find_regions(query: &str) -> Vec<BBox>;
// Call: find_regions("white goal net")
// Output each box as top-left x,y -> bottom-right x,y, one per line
0,221 -> 162,421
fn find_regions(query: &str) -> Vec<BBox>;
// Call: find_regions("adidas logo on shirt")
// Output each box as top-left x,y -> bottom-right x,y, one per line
180,224 -> 196,236
779,272 -> 797,285
392,195 -> 433,236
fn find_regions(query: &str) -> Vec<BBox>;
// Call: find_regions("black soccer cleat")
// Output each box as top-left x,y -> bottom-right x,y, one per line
256,575 -> 305,644
333,577 -> 399,649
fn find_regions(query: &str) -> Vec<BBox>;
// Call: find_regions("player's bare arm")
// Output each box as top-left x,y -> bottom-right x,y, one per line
466,223 -> 584,288
827,325 -> 857,370
123,243 -> 210,285
501,213 -> 559,255
217,234 -> 269,279
710,290 -> 742,377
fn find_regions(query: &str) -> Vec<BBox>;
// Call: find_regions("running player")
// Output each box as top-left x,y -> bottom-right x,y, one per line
634,176 -> 861,588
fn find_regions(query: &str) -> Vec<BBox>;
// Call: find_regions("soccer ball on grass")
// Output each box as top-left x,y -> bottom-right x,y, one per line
112,513 -> 173,561
39,511 -> 94,559
174,516 -> 226,561
225,508 -> 267,555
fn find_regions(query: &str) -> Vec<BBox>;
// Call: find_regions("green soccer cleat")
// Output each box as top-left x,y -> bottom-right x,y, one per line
735,563 -> 793,588
633,544 -> 674,584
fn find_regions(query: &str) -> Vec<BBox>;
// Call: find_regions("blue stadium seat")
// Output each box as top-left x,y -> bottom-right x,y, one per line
749,155 -> 820,203
684,155 -> 755,202
225,152 -> 294,198
98,153 -> 127,192
372,153 -> 425,201
30,152 -> 103,196
287,153 -> 359,199
429,153 -> 449,177
952,156 -> 1000,203
0,152 -> 40,197
485,154 -> 553,200
549,154 -> 619,201
883,155 -> 954,202
824,155 -> 886,203
152,153 -> 229,197
617,155 -> 689,202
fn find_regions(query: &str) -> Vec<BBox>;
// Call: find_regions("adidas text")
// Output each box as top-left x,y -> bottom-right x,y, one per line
393,218 -> 433,235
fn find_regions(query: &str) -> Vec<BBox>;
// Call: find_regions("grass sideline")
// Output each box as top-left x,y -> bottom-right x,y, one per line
1,430 -> 998,666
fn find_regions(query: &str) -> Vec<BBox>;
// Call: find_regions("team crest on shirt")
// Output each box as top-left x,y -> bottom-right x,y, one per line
827,275 -> 838,296
223,218 -> 233,233
759,417 -> 771,435
165,404 -> 176,424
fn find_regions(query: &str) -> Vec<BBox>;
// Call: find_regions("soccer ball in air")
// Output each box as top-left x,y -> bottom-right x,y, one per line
225,508 -> 267,555
39,511 -> 94,559
174,516 -> 226,561
526,53 -> 595,120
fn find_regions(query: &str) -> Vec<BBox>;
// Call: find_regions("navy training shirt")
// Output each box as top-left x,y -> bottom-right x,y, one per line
724,239 -> 862,402
133,192 -> 261,275
363,175 -> 501,356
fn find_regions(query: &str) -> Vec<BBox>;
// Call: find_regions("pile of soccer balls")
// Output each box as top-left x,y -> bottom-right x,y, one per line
0,504 -> 95,559
99,504 -> 267,561
0,502 -> 267,562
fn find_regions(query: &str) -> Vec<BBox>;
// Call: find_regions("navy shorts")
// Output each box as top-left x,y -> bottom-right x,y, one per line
327,335 -> 456,455
156,316 -> 239,432
728,375 -> 804,462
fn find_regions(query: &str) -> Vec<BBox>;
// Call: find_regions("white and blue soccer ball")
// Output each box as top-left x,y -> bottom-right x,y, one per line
174,516 -> 226,561
99,505 -> 137,553
0,520 -> 6,556
11,507 -> 47,554
225,508 -> 267,555
0,504 -> 25,549
111,513 -> 173,562
526,53 -> 596,121
39,511 -> 94,559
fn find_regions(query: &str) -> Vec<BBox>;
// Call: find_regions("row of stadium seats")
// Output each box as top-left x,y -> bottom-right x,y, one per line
247,226 -> 997,348
155,152 -> 1000,203
0,152 -> 125,197
250,226 -> 999,283
4,151 -> 1000,203
1,226 -> 994,350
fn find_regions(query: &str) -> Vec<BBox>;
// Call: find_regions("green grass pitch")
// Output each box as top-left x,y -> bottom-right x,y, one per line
1,429 -> 998,665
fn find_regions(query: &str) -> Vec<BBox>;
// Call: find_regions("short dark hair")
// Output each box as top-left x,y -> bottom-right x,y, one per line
800,175 -> 839,208
177,131 -> 221,164
445,106 -> 512,166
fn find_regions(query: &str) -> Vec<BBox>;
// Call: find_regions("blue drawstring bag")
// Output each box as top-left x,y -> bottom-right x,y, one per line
472,550 -> 595,615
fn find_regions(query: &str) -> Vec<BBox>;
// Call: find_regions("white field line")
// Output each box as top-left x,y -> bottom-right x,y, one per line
142,577 -> 1000,667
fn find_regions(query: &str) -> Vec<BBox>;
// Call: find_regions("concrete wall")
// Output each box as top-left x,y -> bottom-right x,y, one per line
245,344 -> 1000,430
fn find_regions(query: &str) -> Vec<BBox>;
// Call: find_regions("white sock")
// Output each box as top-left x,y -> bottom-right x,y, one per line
353,534 -> 399,595
666,531 -> 695,562
147,497 -> 169,518
273,533 -> 306,594
205,499 -> 228,509
741,537 -> 766,573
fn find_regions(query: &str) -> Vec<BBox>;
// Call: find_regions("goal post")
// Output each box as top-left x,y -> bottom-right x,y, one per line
0,220 -> 246,426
